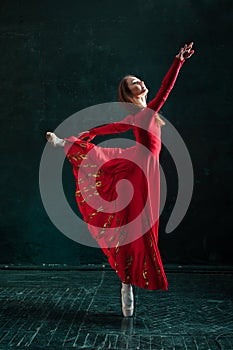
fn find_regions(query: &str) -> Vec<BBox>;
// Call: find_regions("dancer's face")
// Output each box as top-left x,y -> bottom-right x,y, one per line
126,76 -> 148,97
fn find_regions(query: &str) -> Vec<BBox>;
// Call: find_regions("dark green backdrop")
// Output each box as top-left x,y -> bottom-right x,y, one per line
0,0 -> 232,266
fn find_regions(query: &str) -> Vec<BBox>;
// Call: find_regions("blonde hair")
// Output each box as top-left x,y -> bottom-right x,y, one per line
118,75 -> 165,127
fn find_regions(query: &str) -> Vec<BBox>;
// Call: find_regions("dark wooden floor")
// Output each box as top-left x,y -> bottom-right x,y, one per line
0,268 -> 232,349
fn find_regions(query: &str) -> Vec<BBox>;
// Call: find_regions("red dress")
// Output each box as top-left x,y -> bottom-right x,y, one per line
64,57 -> 185,290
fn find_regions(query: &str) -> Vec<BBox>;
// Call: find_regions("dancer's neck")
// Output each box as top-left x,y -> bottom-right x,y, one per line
135,96 -> 147,108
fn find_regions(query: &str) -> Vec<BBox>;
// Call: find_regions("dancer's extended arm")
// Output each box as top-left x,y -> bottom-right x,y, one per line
78,114 -> 134,141
147,42 -> 194,112
147,57 -> 184,112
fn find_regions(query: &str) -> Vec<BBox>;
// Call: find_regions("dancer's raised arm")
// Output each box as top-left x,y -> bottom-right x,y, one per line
147,42 -> 194,113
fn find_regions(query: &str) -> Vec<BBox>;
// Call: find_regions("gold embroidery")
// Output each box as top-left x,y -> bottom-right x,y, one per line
108,227 -> 120,242
76,182 -> 101,197
142,256 -> 149,288
79,163 -> 97,168
86,205 -> 104,224
96,228 -> 106,239
115,261 -> 119,274
67,153 -> 87,162
93,170 -> 103,178
126,255 -> 133,266
81,171 -> 102,178
87,212 -> 97,220
115,241 -> 120,254
80,142 -> 87,148
102,214 -> 114,229
80,154 -> 87,160
96,206 -> 104,212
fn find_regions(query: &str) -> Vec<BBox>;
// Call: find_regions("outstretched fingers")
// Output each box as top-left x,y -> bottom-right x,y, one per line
177,42 -> 195,60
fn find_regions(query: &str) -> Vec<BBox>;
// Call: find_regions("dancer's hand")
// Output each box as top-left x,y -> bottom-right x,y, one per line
176,42 -> 194,60
78,130 -> 95,141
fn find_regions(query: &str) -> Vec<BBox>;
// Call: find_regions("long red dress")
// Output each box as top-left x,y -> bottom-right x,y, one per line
64,57 -> 185,290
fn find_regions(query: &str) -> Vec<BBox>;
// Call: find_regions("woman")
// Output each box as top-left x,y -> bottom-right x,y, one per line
46,42 -> 194,317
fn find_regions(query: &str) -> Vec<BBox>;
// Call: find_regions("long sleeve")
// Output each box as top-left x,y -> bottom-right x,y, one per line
89,114 -> 133,136
64,113 -> 134,144
147,57 -> 185,112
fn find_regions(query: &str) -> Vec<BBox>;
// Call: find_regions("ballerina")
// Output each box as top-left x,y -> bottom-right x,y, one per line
46,42 -> 194,317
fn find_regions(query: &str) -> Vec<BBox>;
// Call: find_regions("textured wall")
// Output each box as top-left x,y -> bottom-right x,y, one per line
0,0 -> 232,265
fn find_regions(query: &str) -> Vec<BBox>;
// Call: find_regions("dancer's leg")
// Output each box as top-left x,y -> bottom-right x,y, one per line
121,282 -> 134,317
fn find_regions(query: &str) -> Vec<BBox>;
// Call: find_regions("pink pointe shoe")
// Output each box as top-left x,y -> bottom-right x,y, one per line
121,283 -> 134,317
46,132 -> 65,147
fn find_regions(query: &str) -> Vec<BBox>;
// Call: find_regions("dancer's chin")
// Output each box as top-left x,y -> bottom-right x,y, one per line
138,88 -> 148,96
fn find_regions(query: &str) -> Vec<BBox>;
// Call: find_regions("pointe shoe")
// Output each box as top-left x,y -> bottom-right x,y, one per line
46,132 -> 65,147
121,283 -> 134,317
